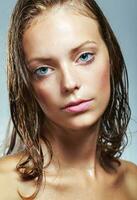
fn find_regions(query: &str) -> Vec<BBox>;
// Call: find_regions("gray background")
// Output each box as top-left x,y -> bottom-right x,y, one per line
0,0 -> 137,163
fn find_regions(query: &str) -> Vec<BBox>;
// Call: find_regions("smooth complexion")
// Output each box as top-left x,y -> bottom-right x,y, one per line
23,8 -> 110,132
23,6 -> 111,172
0,5 -> 137,200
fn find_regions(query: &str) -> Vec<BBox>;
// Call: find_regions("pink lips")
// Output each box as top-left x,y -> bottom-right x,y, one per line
62,99 -> 92,113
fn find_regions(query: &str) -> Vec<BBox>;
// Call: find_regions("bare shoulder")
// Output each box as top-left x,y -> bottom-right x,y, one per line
0,152 -> 23,199
0,151 -> 24,174
120,159 -> 137,199
0,152 -> 21,167
121,159 -> 137,179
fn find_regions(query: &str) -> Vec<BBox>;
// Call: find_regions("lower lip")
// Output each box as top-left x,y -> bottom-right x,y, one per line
63,100 -> 92,113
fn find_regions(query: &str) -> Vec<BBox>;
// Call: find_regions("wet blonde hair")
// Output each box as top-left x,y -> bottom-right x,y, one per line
7,0 -> 130,198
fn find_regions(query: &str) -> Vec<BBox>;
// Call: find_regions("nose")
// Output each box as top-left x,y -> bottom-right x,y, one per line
60,67 -> 80,94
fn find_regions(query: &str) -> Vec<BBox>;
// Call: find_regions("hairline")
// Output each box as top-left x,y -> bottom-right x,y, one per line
23,2 -> 97,34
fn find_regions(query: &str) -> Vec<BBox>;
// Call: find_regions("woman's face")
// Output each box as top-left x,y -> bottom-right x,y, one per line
23,7 -> 110,130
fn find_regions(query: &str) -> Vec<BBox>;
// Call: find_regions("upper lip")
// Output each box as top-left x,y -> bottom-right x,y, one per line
61,99 -> 92,109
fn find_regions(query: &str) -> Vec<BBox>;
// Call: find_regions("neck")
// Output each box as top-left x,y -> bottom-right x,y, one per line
41,121 -> 100,174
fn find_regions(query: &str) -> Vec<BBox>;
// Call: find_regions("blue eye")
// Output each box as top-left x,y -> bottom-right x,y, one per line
34,66 -> 53,77
78,52 -> 94,64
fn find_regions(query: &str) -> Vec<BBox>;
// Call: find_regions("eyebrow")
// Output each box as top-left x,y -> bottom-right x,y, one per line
28,40 -> 97,65
70,40 -> 97,55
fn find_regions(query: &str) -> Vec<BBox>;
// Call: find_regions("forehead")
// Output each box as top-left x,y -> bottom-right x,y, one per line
25,2 -> 96,26
23,7 -> 103,61
23,4 -> 100,38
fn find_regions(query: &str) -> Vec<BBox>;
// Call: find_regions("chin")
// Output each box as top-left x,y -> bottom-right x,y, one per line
59,113 -> 101,131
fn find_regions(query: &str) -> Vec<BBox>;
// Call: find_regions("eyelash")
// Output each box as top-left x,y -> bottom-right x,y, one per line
76,52 -> 94,65
33,66 -> 53,77
33,52 -> 94,78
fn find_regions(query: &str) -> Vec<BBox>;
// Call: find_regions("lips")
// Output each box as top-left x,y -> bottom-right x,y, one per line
61,99 -> 92,113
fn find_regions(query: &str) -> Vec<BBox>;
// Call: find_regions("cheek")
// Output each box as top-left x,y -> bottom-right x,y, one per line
36,90 -> 49,104
98,65 -> 111,108
99,66 -> 110,91
88,61 -> 111,105
87,62 -> 110,94
32,82 -> 54,107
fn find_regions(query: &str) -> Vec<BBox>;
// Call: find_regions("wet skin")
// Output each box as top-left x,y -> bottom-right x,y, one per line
0,5 -> 137,200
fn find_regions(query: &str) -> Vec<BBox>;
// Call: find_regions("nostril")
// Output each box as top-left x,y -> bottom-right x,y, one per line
61,81 -> 80,94
60,68 -> 80,94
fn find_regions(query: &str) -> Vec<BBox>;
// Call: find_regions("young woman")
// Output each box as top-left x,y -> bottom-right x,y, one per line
0,0 -> 137,199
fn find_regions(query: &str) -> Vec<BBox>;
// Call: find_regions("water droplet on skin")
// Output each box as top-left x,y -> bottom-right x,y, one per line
87,169 -> 93,177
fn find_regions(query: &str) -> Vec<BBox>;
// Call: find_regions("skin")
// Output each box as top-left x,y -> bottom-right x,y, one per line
0,5 -> 137,200
23,6 -> 110,169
